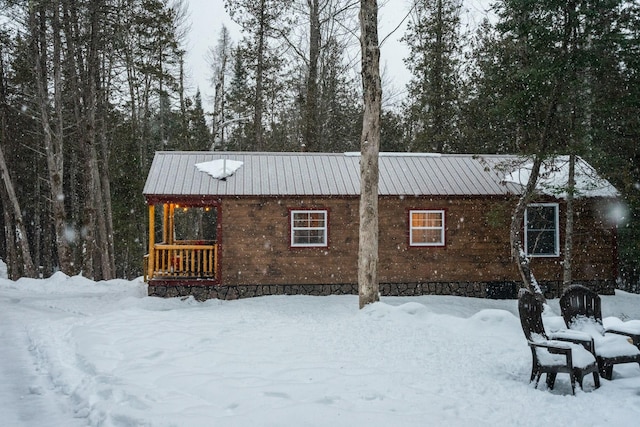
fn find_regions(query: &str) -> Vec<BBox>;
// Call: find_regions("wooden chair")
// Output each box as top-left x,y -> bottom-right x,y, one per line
518,289 -> 600,394
560,284 -> 640,380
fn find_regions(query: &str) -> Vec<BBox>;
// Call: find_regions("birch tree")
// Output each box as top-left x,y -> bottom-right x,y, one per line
358,0 -> 381,308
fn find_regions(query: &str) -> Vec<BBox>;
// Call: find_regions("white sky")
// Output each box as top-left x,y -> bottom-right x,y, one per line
183,0 -> 493,112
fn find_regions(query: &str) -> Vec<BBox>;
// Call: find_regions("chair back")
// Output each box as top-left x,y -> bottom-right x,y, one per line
559,285 -> 602,327
518,289 -> 548,342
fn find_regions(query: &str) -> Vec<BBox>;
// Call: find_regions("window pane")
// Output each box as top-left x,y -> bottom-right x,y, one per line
527,230 -> 555,255
174,206 -> 218,241
412,213 -> 426,228
294,215 -> 309,227
309,213 -> 325,227
426,213 -> 442,228
294,229 -> 324,245
526,205 -> 558,256
527,206 -> 554,230
413,229 -> 442,244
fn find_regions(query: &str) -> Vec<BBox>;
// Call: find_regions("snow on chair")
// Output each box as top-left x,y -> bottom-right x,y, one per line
518,289 -> 600,394
560,284 -> 640,380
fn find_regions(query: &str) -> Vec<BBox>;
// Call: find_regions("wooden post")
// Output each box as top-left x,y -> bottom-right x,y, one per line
148,204 -> 155,280
169,203 -> 175,244
163,204 -> 169,243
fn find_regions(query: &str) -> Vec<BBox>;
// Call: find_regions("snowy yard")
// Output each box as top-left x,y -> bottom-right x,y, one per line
1,273 -> 640,427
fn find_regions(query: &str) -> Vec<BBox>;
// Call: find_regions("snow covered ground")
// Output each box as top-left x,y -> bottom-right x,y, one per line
1,273 -> 640,427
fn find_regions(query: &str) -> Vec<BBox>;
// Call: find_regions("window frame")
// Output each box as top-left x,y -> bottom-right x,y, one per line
524,203 -> 560,257
290,209 -> 329,248
409,209 -> 446,247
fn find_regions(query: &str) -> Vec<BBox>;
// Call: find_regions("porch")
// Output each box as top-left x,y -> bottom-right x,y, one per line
144,201 -> 221,283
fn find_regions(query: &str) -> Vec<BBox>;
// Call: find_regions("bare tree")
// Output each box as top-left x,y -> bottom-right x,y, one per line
358,0 -> 381,308
0,39 -> 35,279
0,50 -> 35,277
509,154 -> 545,297
210,26 -> 232,149
301,0 -> 320,150
29,0 -> 74,275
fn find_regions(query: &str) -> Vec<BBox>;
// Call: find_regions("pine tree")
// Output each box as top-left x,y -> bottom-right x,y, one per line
223,46 -> 253,150
225,0 -> 291,150
187,91 -> 212,151
402,0 -> 462,153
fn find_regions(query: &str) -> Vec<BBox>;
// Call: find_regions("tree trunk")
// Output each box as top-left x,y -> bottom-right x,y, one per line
509,80 -> 562,299
0,42 -> 36,278
1,206 -> 17,278
98,102 -> 116,279
304,0 -> 320,151
254,0 -> 266,150
0,148 -> 36,278
212,27 -> 230,149
510,154 -> 544,296
80,0 -> 105,279
30,1 -> 73,275
563,153 -> 576,287
358,0 -> 382,309
97,33 -> 117,280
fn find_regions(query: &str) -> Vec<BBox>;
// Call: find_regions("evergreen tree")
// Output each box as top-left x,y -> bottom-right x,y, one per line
466,0 -> 639,292
186,91 -> 212,151
402,0 -> 462,153
222,46 -> 254,150
225,0 -> 292,150
459,19 -> 518,153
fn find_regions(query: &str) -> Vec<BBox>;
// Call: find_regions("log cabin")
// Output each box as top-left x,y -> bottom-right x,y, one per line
143,151 -> 620,300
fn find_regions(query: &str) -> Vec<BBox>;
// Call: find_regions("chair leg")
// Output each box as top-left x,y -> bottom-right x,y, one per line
576,372 -> 584,389
593,372 -> 600,389
534,372 -> 542,389
569,373 -> 576,395
546,373 -> 557,390
600,364 -> 613,381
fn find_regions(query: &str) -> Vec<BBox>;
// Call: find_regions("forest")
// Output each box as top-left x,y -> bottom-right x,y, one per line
0,0 -> 638,289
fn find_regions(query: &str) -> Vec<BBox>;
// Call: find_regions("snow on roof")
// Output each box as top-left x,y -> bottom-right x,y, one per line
503,156 -> 619,198
195,159 -> 244,180
143,151 -> 618,199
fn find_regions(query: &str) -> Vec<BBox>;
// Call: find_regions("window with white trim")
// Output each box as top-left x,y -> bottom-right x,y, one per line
409,210 -> 445,246
290,210 -> 328,247
525,203 -> 559,257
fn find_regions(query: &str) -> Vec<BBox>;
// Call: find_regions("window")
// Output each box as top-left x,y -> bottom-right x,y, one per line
409,210 -> 445,246
291,210 -> 328,247
525,203 -> 559,257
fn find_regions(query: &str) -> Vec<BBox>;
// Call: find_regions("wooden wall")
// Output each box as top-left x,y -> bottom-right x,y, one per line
218,196 -> 618,287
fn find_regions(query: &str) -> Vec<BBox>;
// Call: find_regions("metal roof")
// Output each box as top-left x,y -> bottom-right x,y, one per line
143,151 -> 617,199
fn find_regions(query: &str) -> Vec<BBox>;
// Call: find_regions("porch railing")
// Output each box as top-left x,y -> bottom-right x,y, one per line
146,243 -> 218,280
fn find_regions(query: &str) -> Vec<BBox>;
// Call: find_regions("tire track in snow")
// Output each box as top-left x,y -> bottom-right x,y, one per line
0,295 -> 85,427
